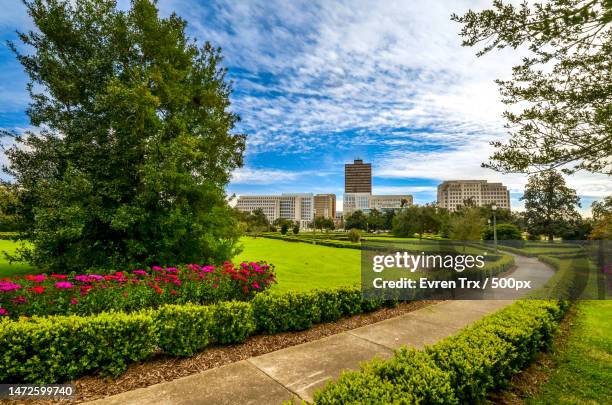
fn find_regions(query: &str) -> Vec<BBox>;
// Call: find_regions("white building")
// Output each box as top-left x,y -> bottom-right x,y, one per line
235,193 -> 314,229
437,180 -> 511,211
370,195 -> 413,211
343,193 -> 413,215
343,193 -> 371,216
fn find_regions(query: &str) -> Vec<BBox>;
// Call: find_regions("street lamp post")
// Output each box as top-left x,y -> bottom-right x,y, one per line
492,204 -> 498,253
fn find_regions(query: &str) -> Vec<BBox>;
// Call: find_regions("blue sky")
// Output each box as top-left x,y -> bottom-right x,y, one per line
0,0 -> 609,214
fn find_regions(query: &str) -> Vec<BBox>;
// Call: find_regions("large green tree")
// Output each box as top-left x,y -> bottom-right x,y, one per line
392,204 -> 442,239
521,170 -> 581,240
453,0 -> 612,174
2,0 -> 245,272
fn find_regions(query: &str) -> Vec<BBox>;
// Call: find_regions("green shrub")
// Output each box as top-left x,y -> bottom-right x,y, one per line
315,350 -> 457,404
155,304 -> 214,356
347,228 -> 361,243
252,290 -> 321,333
313,299 -> 569,404
427,329 -> 514,402
209,301 -> 255,344
0,311 -> 156,383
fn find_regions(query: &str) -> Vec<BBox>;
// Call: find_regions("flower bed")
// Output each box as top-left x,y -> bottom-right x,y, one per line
0,261 -> 275,318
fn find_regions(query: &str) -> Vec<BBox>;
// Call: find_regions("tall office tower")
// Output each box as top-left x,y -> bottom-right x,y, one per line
345,159 -> 372,193
437,180 -> 511,212
314,194 -> 336,219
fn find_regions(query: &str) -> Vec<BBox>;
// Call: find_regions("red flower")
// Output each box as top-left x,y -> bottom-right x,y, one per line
170,290 -> 177,295
28,286 -> 46,294
51,274 -> 67,279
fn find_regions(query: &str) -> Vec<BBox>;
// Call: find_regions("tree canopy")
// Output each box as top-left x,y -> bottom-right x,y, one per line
521,170 -> 581,240
3,0 -> 245,272
453,0 -> 612,175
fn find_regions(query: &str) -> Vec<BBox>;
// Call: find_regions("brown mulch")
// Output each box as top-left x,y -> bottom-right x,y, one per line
12,300 -> 435,404
487,305 -> 577,404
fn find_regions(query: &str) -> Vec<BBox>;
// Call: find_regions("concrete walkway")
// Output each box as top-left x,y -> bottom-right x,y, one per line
89,255 -> 554,405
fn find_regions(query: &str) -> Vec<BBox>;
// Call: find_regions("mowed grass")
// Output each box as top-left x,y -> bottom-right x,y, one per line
235,237 -> 360,292
0,239 -> 35,278
527,300 -> 612,404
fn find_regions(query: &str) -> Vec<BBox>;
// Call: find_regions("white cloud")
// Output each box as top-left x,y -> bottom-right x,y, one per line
372,186 -> 437,195
231,167 -> 304,184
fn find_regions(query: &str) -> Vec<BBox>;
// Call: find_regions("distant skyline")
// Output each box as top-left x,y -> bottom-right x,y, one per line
1,0 -> 609,215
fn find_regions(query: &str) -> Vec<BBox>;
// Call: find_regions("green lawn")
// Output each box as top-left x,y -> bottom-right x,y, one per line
0,239 -> 34,278
235,236 -> 360,292
527,300 -> 612,404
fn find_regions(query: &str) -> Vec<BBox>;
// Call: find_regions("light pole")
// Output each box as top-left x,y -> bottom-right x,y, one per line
492,203 -> 498,253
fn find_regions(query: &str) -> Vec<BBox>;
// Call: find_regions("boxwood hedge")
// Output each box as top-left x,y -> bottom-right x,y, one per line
313,298 -> 569,404
0,285 -> 388,383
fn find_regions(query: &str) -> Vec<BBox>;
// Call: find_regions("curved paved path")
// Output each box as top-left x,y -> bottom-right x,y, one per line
88,255 -> 554,405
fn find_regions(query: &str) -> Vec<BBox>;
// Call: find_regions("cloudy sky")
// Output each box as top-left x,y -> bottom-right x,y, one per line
0,0 -> 609,214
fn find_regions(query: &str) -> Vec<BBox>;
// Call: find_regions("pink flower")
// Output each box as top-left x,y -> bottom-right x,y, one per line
70,298 -> 78,305
132,269 -> 148,276
88,274 -> 104,280
0,281 -> 22,292
252,282 -> 261,290
11,295 -> 28,304
25,274 -> 46,283
54,281 -> 74,289
165,267 -> 179,273
74,275 -> 93,283
0,308 -> 8,316
201,265 -> 215,273
151,266 -> 163,272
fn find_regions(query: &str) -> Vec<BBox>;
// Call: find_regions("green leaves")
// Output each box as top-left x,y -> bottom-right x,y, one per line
521,170 -> 581,240
314,298 -> 569,405
454,0 -> 612,175
6,0 -> 244,272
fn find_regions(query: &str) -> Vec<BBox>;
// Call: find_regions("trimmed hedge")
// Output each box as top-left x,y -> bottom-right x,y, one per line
0,311 -> 156,383
0,285 -> 390,383
534,255 -> 592,301
313,299 -> 568,404
155,301 -> 255,356
252,286 -> 393,334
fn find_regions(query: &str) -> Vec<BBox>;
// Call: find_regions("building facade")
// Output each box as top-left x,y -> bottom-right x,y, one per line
343,193 -> 413,216
345,159 -> 372,193
313,194 -> 336,219
369,195 -> 413,210
343,193 -> 371,216
437,180 -> 511,211
235,193 -> 314,228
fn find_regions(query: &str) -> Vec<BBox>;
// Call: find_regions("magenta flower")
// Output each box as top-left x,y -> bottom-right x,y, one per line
54,281 -> 74,289
88,274 -> 104,281
0,281 -> 22,292
0,308 -> 8,316
132,269 -> 148,276
151,266 -> 163,271
252,282 -> 261,290
74,275 -> 93,283
166,267 -> 179,273
70,298 -> 78,305
201,265 -> 215,273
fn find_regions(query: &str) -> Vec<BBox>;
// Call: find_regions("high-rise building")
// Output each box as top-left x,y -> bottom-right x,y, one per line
345,159 -> 372,193
437,180 -> 511,211
235,193 -> 314,228
313,194 -> 336,219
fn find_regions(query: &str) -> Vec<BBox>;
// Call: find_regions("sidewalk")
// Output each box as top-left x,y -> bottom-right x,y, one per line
89,255 -> 554,405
